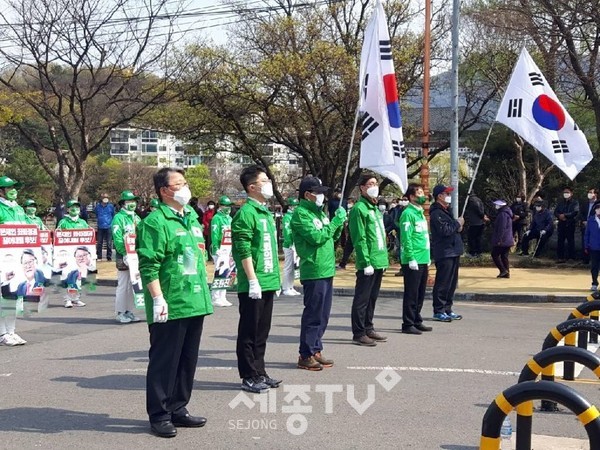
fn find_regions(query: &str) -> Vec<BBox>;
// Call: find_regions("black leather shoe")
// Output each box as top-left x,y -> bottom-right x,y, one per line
172,414 -> 207,428
402,326 -> 422,335
415,324 -> 433,332
150,420 -> 177,438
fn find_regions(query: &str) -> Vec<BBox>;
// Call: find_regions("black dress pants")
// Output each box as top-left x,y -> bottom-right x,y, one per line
236,291 -> 274,379
402,264 -> 428,329
432,257 -> 459,315
147,315 -> 205,423
351,269 -> 384,338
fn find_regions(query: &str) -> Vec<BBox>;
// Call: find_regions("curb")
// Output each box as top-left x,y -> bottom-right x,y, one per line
96,278 -> 584,304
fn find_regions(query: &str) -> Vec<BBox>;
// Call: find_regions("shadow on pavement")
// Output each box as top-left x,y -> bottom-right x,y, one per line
53,350 -> 147,362
51,375 -> 244,392
0,407 -> 148,434
212,334 -> 298,344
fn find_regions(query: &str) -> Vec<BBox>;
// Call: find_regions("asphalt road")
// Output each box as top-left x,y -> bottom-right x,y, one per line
0,286 -> 597,449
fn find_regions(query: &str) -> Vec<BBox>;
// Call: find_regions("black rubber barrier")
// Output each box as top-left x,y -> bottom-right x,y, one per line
515,346 -> 600,450
564,299 -> 600,379
480,380 -> 600,450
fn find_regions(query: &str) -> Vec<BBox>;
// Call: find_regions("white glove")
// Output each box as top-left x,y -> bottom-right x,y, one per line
363,265 -> 374,276
249,279 -> 262,299
408,260 -> 419,271
152,295 -> 168,323
540,230 -> 546,236
524,230 -> 530,236
123,255 -> 129,267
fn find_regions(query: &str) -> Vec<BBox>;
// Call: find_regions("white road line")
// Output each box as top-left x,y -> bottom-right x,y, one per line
453,302 -> 575,311
346,366 -> 520,376
554,341 -> 600,378
106,367 -> 234,373
0,373 -> 11,377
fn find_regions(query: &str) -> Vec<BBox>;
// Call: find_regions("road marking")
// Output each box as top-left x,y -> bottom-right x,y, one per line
554,342 -> 599,378
454,302 -> 575,311
106,367 -> 234,373
347,366 -> 520,376
0,373 -> 11,377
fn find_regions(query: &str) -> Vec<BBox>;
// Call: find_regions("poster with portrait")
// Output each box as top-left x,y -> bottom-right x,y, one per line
0,224 -> 49,316
211,229 -> 237,290
124,233 -> 144,308
52,228 -> 97,298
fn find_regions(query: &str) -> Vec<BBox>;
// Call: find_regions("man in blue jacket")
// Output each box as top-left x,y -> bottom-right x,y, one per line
94,193 -> 115,261
429,185 -> 465,322
520,201 -> 554,257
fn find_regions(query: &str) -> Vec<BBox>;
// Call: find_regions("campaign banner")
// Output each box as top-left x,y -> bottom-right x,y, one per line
0,225 -> 48,316
293,247 -> 300,280
52,228 -> 97,297
211,229 -> 237,290
124,233 -> 144,308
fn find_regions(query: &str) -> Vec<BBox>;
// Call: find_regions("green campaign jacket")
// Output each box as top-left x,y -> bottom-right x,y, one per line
0,200 -> 28,224
210,210 -> 232,255
290,199 -> 344,281
348,196 -> 389,270
26,215 -> 46,230
282,211 -> 294,249
231,198 -> 281,293
136,203 -> 213,325
399,203 -> 431,264
56,216 -> 89,229
111,209 -> 141,256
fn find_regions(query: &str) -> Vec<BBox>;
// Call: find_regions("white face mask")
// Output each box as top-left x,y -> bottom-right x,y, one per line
378,205 -> 386,212
315,194 -> 325,207
261,182 -> 274,200
535,206 -> 542,212
208,204 -> 214,210
495,204 -> 502,210
589,193 -> 596,200
102,198 -> 109,204
563,192 -> 571,199
444,196 -> 452,204
366,186 -> 379,199
516,198 -> 522,202
172,185 -> 192,206
400,200 -> 408,207
390,203 -> 397,209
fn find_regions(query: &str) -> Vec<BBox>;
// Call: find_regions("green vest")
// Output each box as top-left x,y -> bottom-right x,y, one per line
231,198 -> 281,293
56,216 -> 89,229
111,209 -> 141,256
26,215 -> 46,230
399,203 -> 431,264
290,199 -> 344,281
348,196 -> 389,270
136,204 -> 213,325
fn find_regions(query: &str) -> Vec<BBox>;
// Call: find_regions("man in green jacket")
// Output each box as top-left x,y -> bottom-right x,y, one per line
0,176 -> 28,346
232,165 -> 281,394
136,168 -> 213,438
282,197 -> 300,296
56,200 -> 89,229
349,173 -> 389,346
23,199 -> 47,230
399,183 -> 433,335
210,195 -> 233,307
291,177 -> 346,370
111,190 -> 142,324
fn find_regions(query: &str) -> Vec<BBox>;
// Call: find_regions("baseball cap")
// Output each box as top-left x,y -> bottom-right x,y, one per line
493,200 -> 507,206
299,176 -> 329,198
432,184 -> 453,198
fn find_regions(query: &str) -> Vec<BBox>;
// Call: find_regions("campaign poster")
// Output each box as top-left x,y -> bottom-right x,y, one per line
52,228 -> 97,298
211,229 -> 237,290
0,224 -> 48,316
124,233 -> 144,309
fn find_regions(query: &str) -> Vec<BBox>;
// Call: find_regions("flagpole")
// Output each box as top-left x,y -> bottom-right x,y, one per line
460,123 -> 495,217
341,104 -> 361,200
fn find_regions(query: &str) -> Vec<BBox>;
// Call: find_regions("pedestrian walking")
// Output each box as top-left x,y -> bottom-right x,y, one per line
349,173 -> 389,346
429,184 -> 464,322
291,176 -> 346,370
400,183 -> 432,335
232,165 -> 282,394
136,167 -> 213,438
491,200 -> 514,278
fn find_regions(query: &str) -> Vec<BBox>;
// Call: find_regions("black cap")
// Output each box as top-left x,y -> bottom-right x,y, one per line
299,176 -> 329,198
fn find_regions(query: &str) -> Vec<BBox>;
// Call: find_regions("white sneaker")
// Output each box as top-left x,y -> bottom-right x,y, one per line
64,299 -> 73,308
116,312 -> 132,324
213,298 -> 233,307
283,288 -> 301,296
73,300 -> 86,307
0,334 -> 19,346
592,284 -> 598,292
9,333 -> 26,345
124,311 -> 141,322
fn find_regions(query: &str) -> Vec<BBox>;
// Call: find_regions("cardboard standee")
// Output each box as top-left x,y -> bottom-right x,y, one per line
52,228 -> 97,298
124,233 -> 144,308
211,229 -> 237,290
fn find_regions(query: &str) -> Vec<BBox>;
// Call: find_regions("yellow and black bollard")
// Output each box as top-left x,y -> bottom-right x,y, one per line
480,380 -> 600,450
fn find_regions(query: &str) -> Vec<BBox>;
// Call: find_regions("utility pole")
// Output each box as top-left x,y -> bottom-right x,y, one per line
450,0 -> 460,217
421,0 -> 431,212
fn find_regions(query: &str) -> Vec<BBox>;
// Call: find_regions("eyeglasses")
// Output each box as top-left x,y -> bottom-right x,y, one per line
167,182 -> 188,189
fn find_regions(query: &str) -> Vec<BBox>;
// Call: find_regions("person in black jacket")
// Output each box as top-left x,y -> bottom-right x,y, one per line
510,194 -> 528,248
429,185 -> 465,322
580,188 -> 598,264
520,201 -> 554,257
554,186 -> 580,262
464,192 -> 488,257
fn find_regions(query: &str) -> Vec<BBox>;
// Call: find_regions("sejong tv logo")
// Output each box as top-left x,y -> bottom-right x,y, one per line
228,367 -> 401,435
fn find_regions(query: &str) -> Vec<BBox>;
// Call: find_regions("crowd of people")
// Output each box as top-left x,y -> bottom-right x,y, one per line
3,166 -> 600,439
